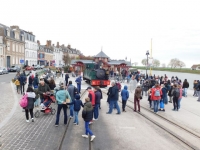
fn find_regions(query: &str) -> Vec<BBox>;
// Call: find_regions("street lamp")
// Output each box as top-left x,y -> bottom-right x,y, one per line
146,50 -> 149,77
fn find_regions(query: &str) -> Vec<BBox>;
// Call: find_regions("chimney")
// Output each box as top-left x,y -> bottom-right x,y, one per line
37,40 -> 40,45
67,44 -> 71,49
49,40 -> 52,46
57,42 -> 59,48
46,40 -> 49,46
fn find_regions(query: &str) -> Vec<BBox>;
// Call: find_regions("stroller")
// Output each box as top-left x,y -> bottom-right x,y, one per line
34,92 -> 56,118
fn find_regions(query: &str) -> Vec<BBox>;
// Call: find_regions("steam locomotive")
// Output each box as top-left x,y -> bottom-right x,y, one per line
83,62 -> 110,87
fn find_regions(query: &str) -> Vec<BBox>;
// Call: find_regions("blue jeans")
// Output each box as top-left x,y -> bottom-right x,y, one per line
184,88 -> 188,96
40,98 -> 44,104
74,111 -> 79,124
108,100 -> 121,114
55,104 -> 67,125
163,95 -> 168,104
70,105 -> 74,117
77,84 -> 81,93
153,100 -> 160,112
94,104 -> 100,119
85,121 -> 94,136
178,98 -> 182,109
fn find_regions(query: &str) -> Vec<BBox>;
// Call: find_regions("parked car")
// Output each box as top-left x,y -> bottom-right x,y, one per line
25,66 -> 33,71
34,65 -> 41,70
0,67 -> 4,75
9,65 -> 21,72
40,65 -> 45,69
2,67 -> 9,74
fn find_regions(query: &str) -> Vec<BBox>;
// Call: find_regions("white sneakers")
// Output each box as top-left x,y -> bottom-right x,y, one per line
81,135 -> 96,141
26,120 -> 29,123
91,135 -> 96,141
82,135 -> 88,138
70,116 -> 73,118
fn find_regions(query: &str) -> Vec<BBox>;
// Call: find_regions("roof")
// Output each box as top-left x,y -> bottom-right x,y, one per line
95,50 -> 109,58
191,64 -> 200,68
71,59 -> 94,65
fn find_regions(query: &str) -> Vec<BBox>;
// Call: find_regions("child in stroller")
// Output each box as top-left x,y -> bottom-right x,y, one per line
40,92 -> 56,110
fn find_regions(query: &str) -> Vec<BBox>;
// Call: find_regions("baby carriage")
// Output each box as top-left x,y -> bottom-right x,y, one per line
34,92 -> 56,118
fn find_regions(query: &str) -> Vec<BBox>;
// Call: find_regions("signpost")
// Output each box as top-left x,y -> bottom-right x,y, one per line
20,59 -> 24,64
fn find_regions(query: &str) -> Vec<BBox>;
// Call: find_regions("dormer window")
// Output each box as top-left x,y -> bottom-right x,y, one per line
6,28 -> 10,36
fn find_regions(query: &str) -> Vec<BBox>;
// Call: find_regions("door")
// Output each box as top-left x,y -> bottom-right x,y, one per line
26,60 -> 28,66
7,56 -> 10,67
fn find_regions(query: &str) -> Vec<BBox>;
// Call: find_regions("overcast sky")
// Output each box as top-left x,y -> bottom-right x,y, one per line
1,0 -> 200,67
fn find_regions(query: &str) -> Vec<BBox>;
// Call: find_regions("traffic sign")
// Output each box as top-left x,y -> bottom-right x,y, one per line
20,59 -> 24,64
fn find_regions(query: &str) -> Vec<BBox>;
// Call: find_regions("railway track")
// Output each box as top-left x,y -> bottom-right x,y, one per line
56,89 -> 89,150
124,99 -> 200,150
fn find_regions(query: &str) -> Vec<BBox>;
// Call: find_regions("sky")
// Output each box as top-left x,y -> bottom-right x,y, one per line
1,0 -> 200,67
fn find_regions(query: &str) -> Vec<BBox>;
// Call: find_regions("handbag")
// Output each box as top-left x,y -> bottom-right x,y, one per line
65,92 -> 70,103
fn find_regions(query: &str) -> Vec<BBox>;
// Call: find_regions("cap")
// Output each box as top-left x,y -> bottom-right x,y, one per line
86,87 -> 92,90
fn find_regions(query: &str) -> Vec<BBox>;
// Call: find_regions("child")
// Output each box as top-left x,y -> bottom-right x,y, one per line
67,94 -> 84,125
82,97 -> 96,141
14,78 -> 20,94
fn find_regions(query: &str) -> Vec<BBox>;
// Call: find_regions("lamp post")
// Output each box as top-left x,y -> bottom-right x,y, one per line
146,50 -> 149,77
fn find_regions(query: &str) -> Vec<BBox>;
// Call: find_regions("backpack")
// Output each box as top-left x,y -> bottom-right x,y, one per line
154,89 -> 160,97
173,89 -> 180,98
19,93 -> 28,108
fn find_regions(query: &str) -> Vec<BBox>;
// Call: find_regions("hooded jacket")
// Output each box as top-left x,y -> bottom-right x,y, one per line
82,102 -> 93,122
25,92 -> 36,109
121,86 -> 129,101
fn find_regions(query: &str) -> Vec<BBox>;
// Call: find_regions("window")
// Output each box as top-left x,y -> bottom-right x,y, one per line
6,29 -> 10,36
16,44 -> 18,52
33,52 -> 35,58
7,42 -> 10,50
0,47 -> 2,55
13,43 -> 15,51
22,46 -> 24,53
12,57 -> 15,65
19,45 -> 21,53
16,57 -> 18,64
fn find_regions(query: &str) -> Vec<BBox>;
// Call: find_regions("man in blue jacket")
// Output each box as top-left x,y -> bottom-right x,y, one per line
19,72 -> 27,95
121,85 -> 129,112
106,81 -> 121,114
75,76 -> 82,94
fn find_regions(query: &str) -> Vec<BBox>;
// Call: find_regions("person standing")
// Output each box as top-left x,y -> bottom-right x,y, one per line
196,80 -> 200,101
182,79 -> 189,97
178,84 -> 183,110
96,86 -> 102,109
159,84 -> 166,111
106,81 -> 121,114
24,87 -> 36,122
55,84 -> 71,126
49,77 -> 56,91
193,80 -> 198,97
67,81 -> 78,118
134,86 -> 142,112
82,97 -> 96,141
151,84 -> 162,114
75,75 -> 82,94
86,87 -> 95,124
19,72 -> 27,95
121,85 -> 129,112
33,74 -> 39,89
129,76 -> 137,93
93,87 -> 101,120
65,73 -> 70,86
172,84 -> 180,111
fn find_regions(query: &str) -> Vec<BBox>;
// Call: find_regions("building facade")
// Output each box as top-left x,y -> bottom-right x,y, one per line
0,24 -> 25,67
0,36 -> 5,67
24,31 -> 37,66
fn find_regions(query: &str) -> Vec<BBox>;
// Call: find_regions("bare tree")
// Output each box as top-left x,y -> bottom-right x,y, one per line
168,58 -> 186,68
63,53 -> 71,66
152,59 -> 160,67
178,61 -> 186,68
141,59 -> 147,66
162,63 -> 166,68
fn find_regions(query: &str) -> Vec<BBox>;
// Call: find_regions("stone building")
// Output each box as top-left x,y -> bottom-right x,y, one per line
24,31 -> 37,66
0,36 -> 5,67
0,24 -> 25,67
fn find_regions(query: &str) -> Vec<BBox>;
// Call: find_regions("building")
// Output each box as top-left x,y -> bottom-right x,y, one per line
0,36 -> 5,67
53,42 -> 64,67
37,40 -> 54,66
71,50 -> 131,72
24,31 -> 37,66
0,24 -> 25,67
191,64 -> 200,70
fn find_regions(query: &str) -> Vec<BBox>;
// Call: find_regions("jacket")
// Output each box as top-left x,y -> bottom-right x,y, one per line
107,87 -> 112,102
19,74 -> 26,85
161,87 -> 167,98
179,88 -> 183,99
56,89 -> 71,104
135,87 -> 142,99
183,82 -> 189,88
65,74 -> 69,81
121,85 -> 129,101
151,87 -> 162,100
28,76 -> 33,85
14,80 -> 20,86
88,90 -> 95,106
49,82 -> 56,90
34,88 -> 39,100
82,102 -> 93,122
33,77 -> 39,87
95,90 -> 101,104
25,92 -> 36,109
68,99 -> 84,111
75,77 -> 82,85
67,84 -> 75,101
38,83 -> 51,99
110,85 -> 119,101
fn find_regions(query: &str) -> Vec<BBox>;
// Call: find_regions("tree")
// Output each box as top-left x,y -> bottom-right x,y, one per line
141,59 -> 147,66
132,62 -> 138,66
168,58 -> 185,68
162,63 -> 166,68
63,53 -> 71,65
152,59 -> 160,67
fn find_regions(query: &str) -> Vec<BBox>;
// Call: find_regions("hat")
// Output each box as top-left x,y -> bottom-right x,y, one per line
75,94 -> 80,99
40,76 -> 44,79
86,87 -> 92,90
